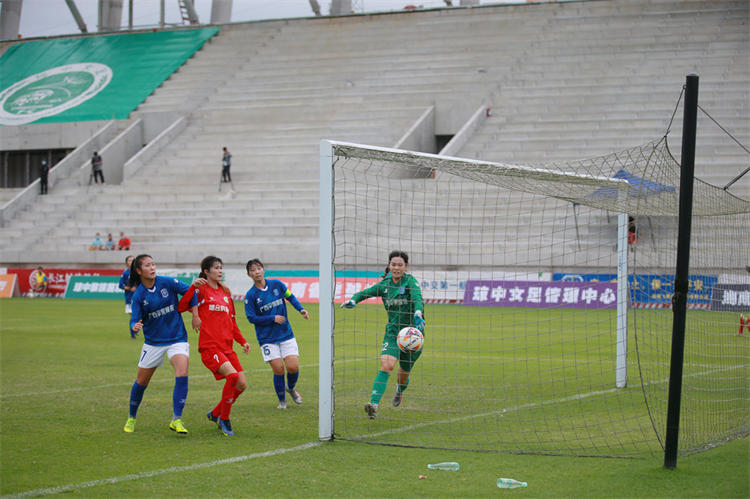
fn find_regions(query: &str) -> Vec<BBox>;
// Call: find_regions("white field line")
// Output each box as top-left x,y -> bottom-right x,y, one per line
2,359 -> 742,496
2,442 -> 321,499
363,363 -> 745,440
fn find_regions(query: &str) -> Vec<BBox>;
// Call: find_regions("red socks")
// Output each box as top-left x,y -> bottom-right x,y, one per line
216,372 -> 242,420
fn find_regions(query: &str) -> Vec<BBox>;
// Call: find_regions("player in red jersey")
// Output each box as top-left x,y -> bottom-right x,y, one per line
179,256 -> 251,437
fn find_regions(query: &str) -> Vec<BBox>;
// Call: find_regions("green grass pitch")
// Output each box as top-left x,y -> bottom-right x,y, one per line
1,298 -> 747,497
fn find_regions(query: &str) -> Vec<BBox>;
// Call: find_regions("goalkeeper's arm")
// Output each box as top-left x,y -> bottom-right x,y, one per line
341,282 -> 383,308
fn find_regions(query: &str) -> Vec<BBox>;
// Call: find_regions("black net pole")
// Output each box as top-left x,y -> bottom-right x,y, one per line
664,74 -> 699,469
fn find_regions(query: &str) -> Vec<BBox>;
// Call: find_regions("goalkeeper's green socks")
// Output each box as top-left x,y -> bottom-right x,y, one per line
370,370 -> 390,405
396,377 -> 410,394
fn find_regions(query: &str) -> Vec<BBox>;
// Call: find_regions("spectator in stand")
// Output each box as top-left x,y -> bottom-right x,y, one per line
106,233 -> 116,251
628,216 -> 638,246
91,152 -> 105,184
31,266 -> 48,295
118,232 -> 131,251
221,147 -> 232,183
89,232 -> 106,251
40,160 -> 49,195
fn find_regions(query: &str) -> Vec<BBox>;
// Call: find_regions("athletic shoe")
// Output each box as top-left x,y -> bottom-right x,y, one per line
364,403 -> 378,419
287,387 -> 303,404
218,418 -> 234,437
392,390 -> 403,407
123,417 -> 136,433
276,400 -> 287,409
207,411 -> 218,425
169,419 -> 188,434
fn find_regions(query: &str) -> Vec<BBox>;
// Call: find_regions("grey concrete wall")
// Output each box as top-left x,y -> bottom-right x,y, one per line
139,111 -> 184,143
75,120 -> 143,185
0,121 -> 118,227
0,0 -> 22,41
0,113 -> 180,226
393,106 -> 435,153
439,104 -> 488,157
0,121 -> 110,150
434,98 -> 485,136
124,115 -> 187,180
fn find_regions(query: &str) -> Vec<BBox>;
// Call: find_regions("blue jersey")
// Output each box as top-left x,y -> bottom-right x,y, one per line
244,279 -> 304,346
118,269 -> 133,305
130,276 -> 195,346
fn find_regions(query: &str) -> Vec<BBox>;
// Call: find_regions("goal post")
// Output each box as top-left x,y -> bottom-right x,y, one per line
319,137 -> 749,456
616,212 -> 629,388
318,140 -> 632,446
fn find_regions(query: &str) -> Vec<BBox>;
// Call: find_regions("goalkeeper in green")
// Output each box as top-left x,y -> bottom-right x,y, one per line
341,250 -> 425,419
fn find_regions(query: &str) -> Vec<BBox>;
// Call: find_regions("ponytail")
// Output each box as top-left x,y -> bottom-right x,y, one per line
381,266 -> 390,279
128,254 -> 152,289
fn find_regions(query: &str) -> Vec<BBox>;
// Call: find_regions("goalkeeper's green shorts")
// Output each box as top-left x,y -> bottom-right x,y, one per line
381,332 -> 422,371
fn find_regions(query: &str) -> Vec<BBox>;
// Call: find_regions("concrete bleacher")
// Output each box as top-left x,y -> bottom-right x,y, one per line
0,0 -> 747,269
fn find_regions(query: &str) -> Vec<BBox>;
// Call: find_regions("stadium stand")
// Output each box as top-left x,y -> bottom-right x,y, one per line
0,0 -> 747,268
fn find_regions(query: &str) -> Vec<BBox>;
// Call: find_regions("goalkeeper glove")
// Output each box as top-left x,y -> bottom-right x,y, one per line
341,299 -> 356,309
414,310 -> 425,332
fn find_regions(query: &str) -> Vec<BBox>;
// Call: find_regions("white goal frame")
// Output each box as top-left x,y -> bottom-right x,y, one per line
317,139 -> 630,441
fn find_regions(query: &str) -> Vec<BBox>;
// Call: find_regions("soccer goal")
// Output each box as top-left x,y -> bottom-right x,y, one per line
319,138 -> 750,458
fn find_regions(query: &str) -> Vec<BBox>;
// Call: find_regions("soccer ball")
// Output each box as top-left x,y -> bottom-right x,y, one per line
397,327 -> 424,353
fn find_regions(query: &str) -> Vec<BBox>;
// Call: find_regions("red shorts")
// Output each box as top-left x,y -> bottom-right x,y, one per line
200,349 -> 243,380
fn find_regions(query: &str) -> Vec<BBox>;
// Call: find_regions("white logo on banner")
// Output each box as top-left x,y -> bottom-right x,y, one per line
0,63 -> 113,125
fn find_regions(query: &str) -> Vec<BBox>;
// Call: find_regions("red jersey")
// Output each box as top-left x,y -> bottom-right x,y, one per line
180,284 -> 246,353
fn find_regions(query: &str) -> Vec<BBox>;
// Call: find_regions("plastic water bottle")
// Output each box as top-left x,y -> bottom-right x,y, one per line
427,462 -> 460,471
497,478 -> 527,489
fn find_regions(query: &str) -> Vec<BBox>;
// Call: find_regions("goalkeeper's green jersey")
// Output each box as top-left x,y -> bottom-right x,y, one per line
351,273 -> 424,334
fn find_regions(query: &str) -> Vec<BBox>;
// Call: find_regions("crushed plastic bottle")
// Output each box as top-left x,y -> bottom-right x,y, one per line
427,462 -> 460,471
497,478 -> 527,489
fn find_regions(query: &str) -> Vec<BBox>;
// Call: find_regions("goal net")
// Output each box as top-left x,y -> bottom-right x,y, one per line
319,138 -> 750,457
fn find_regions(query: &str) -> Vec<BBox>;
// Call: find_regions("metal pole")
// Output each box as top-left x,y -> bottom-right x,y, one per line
98,0 -> 103,32
64,0 -> 88,33
318,140 -> 335,441
664,74 -> 699,469
616,213 -> 628,388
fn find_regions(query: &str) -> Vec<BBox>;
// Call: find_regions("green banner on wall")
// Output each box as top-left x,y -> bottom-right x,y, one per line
64,275 -> 123,299
0,27 -> 218,126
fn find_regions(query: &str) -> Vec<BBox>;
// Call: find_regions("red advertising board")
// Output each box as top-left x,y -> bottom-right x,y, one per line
8,268 -> 123,297
270,276 -> 381,304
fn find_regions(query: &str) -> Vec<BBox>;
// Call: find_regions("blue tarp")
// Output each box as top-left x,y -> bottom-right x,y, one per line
588,169 -> 676,199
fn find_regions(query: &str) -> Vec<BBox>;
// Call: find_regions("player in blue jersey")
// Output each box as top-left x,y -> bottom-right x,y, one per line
123,254 -> 200,434
244,259 -> 309,409
118,255 -> 136,337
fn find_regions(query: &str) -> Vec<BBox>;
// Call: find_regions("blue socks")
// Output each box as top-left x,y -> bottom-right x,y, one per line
273,374 -> 286,402
173,376 -> 188,419
287,370 -> 299,391
129,381 -> 147,418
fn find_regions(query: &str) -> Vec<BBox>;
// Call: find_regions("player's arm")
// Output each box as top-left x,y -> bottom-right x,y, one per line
177,285 -> 196,313
130,291 -> 143,333
409,276 -> 426,331
244,292 -> 277,326
118,272 -> 127,291
341,282 -> 383,308
174,280 -> 201,331
229,298 -> 249,347
283,287 -> 309,319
